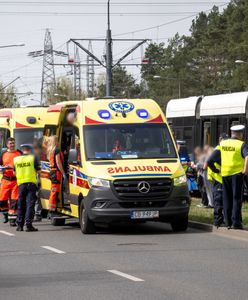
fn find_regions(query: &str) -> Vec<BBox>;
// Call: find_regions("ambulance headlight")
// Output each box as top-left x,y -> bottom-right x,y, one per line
174,174 -> 187,186
88,177 -> 110,188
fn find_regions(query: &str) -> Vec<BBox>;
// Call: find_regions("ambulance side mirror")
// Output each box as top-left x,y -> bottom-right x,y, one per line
68,149 -> 78,165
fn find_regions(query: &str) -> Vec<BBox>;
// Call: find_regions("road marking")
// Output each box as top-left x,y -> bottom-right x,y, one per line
41,246 -> 65,254
107,270 -> 144,282
0,230 -> 15,236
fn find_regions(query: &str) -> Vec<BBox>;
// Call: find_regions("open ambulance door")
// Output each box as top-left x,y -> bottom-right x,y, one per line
40,105 -> 65,210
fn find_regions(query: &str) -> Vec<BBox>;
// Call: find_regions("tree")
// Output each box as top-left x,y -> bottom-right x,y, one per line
0,83 -> 18,108
45,77 -> 85,104
96,66 -> 141,98
141,0 -> 248,107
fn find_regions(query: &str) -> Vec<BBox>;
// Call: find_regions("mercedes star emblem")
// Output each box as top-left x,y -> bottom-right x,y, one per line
137,181 -> 151,194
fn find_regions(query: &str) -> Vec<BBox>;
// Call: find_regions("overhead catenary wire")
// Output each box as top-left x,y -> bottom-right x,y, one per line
0,12 -> 210,16
0,1 -> 228,6
110,2 -> 229,37
0,1 -> 229,95
0,42 -> 66,78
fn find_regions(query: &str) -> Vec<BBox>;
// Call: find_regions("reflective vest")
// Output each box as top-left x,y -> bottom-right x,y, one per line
207,145 -> 222,184
220,139 -> 244,177
14,154 -> 37,185
208,164 -> 222,184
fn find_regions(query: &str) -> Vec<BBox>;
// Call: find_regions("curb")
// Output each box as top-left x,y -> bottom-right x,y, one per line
189,220 -> 248,238
189,221 -> 214,232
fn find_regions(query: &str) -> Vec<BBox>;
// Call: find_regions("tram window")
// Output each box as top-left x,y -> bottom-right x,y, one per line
184,127 -> 193,151
203,122 -> 211,145
231,120 -> 239,127
174,128 -> 184,141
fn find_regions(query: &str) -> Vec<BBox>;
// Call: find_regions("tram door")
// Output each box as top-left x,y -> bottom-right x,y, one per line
203,121 -> 211,146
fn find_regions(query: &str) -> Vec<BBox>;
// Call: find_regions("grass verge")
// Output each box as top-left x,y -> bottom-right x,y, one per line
189,198 -> 248,228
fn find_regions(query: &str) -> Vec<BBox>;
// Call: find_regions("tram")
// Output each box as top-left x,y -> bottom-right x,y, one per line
166,92 -> 248,155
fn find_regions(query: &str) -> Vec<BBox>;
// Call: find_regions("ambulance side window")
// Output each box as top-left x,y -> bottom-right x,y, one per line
0,128 -> 10,154
42,125 -> 57,161
69,127 -> 81,166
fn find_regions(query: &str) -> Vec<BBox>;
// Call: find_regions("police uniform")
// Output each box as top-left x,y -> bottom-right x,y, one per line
220,126 -> 248,229
0,149 -> 22,225
14,148 -> 40,231
207,145 -> 224,227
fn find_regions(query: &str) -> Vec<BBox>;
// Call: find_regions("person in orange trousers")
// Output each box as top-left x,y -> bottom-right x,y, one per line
0,137 -> 22,226
46,136 -> 67,216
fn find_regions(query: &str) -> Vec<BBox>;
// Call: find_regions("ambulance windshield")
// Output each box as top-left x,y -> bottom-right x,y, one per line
84,123 -> 177,160
14,128 -> 43,148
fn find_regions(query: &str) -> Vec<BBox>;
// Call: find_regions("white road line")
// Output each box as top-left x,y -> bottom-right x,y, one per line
0,230 -> 15,236
107,270 -> 144,282
41,246 -> 66,254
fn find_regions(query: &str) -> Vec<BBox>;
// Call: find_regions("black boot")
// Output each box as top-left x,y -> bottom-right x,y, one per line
16,225 -> 23,232
26,225 -> 38,232
3,213 -> 8,224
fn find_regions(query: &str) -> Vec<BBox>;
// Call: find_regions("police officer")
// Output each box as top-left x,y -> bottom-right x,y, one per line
14,144 -> 40,232
220,125 -> 248,229
207,133 -> 228,227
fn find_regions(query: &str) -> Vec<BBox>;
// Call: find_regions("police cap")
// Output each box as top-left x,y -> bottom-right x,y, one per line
230,125 -> 245,132
20,144 -> 33,151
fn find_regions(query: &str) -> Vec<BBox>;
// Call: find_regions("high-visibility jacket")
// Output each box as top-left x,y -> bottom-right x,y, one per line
220,139 -> 244,177
0,150 -> 22,178
208,163 -> 222,184
14,154 -> 37,185
207,145 -> 222,184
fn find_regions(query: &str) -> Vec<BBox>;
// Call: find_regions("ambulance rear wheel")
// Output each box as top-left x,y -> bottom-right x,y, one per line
80,201 -> 96,234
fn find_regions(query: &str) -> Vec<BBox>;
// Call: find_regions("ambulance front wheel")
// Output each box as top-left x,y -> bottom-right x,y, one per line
170,216 -> 188,232
79,201 -> 96,234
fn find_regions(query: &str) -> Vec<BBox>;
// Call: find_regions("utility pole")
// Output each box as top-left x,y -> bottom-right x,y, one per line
86,41 -> 95,97
68,2 -> 150,97
28,29 -> 67,105
74,46 -> 81,98
41,29 -> 55,105
106,0 -> 112,96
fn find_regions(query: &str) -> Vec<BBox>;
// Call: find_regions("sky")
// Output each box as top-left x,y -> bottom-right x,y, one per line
0,0 -> 230,104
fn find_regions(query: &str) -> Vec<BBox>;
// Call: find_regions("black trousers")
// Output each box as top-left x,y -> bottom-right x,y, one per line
212,180 -> 224,226
222,173 -> 243,227
17,183 -> 37,228
198,175 -> 209,207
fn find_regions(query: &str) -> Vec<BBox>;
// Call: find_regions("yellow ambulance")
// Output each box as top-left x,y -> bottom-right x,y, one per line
40,99 -> 190,233
0,106 -> 48,151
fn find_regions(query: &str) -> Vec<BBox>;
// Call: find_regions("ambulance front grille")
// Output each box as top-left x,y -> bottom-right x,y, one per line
113,178 -> 172,200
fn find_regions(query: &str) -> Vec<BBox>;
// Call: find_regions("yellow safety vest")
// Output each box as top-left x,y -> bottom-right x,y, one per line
14,154 -> 37,185
220,139 -> 244,177
208,164 -> 222,184
207,145 -> 222,184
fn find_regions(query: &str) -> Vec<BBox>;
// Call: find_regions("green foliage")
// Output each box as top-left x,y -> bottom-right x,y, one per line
142,0 -> 248,107
0,83 -> 18,108
96,66 -> 141,98
46,77 -> 85,104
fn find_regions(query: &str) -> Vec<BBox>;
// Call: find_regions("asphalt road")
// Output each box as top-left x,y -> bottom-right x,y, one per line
1,217 -> 248,300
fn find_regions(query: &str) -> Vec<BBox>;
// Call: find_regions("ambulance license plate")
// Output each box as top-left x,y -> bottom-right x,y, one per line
130,210 -> 159,219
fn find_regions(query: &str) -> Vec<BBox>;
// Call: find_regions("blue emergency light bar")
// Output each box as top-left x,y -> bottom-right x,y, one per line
98,110 -> 111,119
136,109 -> 148,119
